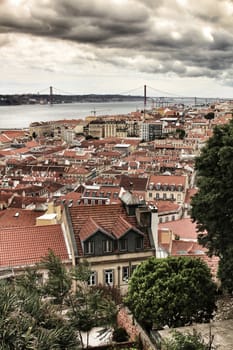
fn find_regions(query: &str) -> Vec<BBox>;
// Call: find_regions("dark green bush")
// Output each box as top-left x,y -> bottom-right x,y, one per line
112,327 -> 129,342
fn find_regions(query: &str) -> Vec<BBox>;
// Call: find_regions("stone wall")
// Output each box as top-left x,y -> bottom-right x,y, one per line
117,306 -> 158,350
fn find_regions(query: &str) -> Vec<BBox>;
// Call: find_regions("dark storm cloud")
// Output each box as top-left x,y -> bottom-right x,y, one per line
1,0 -> 233,85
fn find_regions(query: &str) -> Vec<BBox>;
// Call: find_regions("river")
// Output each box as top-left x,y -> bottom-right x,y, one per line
0,101 -> 145,129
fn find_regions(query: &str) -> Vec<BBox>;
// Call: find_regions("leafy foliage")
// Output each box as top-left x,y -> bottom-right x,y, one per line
40,249 -> 72,305
125,256 -> 216,330
191,119 -> 233,291
0,252 -> 118,349
162,329 -> 216,350
112,327 -> 129,342
191,120 -> 233,256
204,112 -> 215,120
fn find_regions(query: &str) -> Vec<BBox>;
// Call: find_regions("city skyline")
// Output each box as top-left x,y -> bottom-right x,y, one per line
1,0 -> 233,98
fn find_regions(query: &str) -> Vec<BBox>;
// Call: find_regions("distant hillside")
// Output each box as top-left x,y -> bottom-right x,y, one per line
0,94 -> 144,106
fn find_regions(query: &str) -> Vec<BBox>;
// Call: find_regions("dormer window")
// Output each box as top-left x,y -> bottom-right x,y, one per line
103,239 -> 113,253
119,239 -> 128,251
84,240 -> 94,255
156,183 -> 161,190
135,237 -> 143,250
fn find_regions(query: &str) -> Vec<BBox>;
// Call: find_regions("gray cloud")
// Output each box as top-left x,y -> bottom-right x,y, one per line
1,0 -> 233,90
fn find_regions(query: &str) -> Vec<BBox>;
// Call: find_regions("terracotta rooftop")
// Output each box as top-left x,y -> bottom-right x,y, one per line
149,174 -> 186,187
68,203 -> 149,255
0,208 -> 45,227
79,217 -> 112,241
0,224 -> 69,268
148,200 -> 180,213
159,218 -> 198,240
119,174 -> 148,191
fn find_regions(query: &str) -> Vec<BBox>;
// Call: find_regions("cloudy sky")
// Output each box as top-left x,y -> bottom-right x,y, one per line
1,0 -> 233,97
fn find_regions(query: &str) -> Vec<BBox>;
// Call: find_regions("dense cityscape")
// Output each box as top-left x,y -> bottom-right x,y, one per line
0,98 -> 232,347
3,0 -> 233,347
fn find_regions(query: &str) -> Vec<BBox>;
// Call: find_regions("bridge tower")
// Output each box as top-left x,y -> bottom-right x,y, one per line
49,86 -> 53,105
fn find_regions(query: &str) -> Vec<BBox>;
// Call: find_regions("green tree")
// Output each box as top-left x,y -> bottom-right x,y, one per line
125,257 -> 216,330
0,253 -> 118,349
40,249 -> 72,306
162,329 -> 216,350
68,261 -> 118,348
191,119 -> 233,291
204,112 -> 215,121
176,128 -> 186,139
0,278 -> 78,349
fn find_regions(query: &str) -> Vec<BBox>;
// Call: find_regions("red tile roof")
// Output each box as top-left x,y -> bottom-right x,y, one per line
69,203 -> 149,255
159,218 -> 198,240
0,208 -> 45,227
112,215 -> 142,238
149,174 -> 186,187
79,217 -> 111,241
0,224 -> 69,268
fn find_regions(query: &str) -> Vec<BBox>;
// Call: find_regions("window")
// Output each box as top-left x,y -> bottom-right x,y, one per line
88,272 -> 97,286
122,266 -> 129,282
104,269 -> 113,285
170,193 -> 174,200
163,193 -> 167,200
149,192 -> 152,198
119,239 -> 128,251
103,239 -> 113,253
136,237 -> 143,250
84,241 -> 94,255
155,193 -> 160,200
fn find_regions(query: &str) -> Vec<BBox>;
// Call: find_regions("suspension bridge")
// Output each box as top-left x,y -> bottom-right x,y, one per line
36,85 -> 230,108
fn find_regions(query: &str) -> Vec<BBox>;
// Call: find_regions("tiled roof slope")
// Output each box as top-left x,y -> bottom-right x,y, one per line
0,208 -> 45,227
68,203 -> 149,256
159,218 -> 198,240
0,224 -> 69,268
119,175 -> 148,191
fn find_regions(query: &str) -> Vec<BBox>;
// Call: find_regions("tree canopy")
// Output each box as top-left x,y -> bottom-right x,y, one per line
125,256 -> 216,330
191,120 -> 233,257
0,251 -> 118,349
191,120 -> 233,291
204,112 -> 215,120
162,329 -> 216,350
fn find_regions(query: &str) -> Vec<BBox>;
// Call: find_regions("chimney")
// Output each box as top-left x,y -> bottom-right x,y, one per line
150,205 -> 159,256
